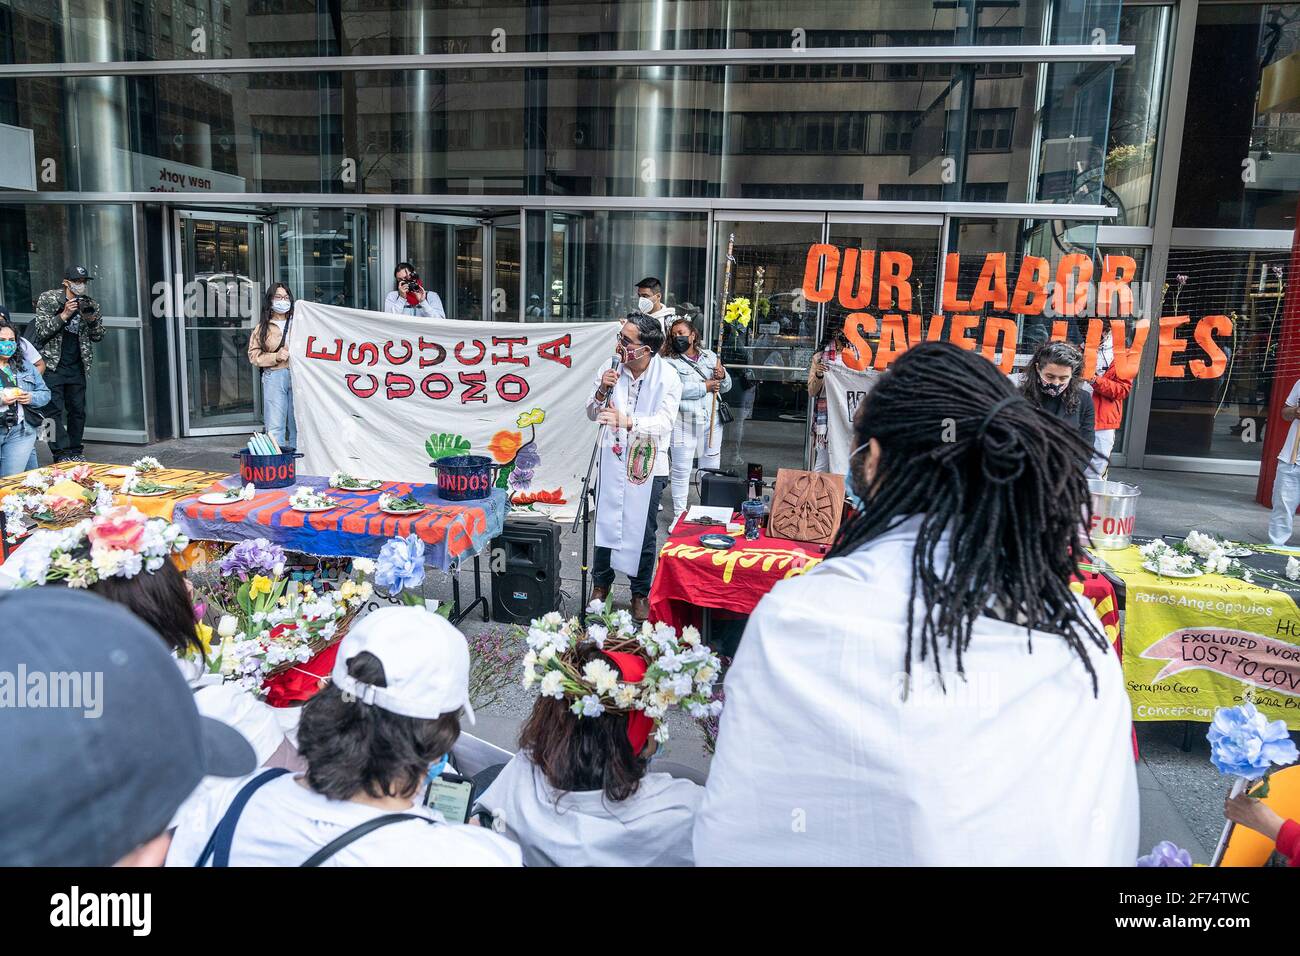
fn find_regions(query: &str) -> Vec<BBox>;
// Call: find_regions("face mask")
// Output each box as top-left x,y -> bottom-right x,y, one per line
426,752 -> 449,784
0,341 -> 16,358
637,295 -> 654,314
845,441 -> 868,509
673,335 -> 691,354
70,283 -> 87,295
271,299 -> 291,314
1038,374 -> 1067,397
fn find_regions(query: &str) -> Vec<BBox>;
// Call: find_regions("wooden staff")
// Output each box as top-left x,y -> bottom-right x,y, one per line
708,232 -> 735,446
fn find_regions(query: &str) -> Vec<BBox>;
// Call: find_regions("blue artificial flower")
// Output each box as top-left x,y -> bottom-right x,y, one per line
1136,841 -> 1191,867
1207,703 -> 1300,780
375,534 -> 426,595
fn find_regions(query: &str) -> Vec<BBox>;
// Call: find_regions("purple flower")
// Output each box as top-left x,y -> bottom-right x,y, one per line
375,534 -> 425,595
219,538 -> 286,581
1175,274 -> 1188,286
1137,841 -> 1191,867
1208,702 -> 1299,780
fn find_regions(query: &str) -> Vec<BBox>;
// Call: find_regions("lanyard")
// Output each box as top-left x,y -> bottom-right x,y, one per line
0,365 -> 17,388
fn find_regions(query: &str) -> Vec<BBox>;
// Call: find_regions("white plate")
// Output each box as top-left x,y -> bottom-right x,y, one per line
106,466 -> 133,477
124,488 -> 170,497
1142,561 -> 1203,578
197,491 -> 245,505
291,503 -> 338,513
381,506 -> 426,516
330,479 -> 382,491
1224,547 -> 1254,558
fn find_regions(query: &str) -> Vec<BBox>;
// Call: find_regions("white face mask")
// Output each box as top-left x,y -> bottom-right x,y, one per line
70,282 -> 87,295
637,295 -> 654,314
271,299 -> 291,314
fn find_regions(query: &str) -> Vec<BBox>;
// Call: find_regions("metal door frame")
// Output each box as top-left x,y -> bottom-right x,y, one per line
170,208 -> 275,436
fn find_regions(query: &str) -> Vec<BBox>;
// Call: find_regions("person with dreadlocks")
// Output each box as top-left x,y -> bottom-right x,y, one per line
693,341 -> 1137,866
1019,340 -> 1096,466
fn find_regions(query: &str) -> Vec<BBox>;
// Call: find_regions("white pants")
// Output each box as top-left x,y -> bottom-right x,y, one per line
1270,460 -> 1300,545
670,417 -> 723,514
1091,429 -> 1116,479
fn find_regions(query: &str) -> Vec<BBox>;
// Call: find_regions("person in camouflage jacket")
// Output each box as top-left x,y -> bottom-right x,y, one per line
28,266 -> 103,461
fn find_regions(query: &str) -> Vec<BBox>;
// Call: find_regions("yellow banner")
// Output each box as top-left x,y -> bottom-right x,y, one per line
1101,545 -> 1300,729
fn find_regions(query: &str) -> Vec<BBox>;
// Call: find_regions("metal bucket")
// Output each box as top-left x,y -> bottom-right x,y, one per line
429,454 -> 498,501
1088,479 -> 1141,550
233,447 -> 303,489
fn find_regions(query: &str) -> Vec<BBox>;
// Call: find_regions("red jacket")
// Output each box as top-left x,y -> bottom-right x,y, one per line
1091,364 -> 1133,432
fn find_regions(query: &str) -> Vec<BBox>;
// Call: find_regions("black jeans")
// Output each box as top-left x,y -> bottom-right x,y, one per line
44,360 -> 87,459
593,474 -> 667,597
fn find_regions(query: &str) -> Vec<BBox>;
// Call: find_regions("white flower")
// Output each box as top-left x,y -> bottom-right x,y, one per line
1287,557 -> 1300,582
1184,529 -> 1218,558
582,659 -> 619,696
541,611 -> 564,628
680,625 -> 701,647
538,645 -> 557,663
352,557 -> 376,575
586,598 -> 607,614
586,623 -> 608,648
521,669 -> 538,689
614,685 -> 639,709
654,724 -> 670,744
576,694 -> 605,718
217,614 -> 239,638
539,670 -> 565,699
522,650 -> 537,670
695,665 -> 715,684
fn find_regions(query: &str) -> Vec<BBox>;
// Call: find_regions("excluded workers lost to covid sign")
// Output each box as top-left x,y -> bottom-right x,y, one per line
801,245 -> 1234,380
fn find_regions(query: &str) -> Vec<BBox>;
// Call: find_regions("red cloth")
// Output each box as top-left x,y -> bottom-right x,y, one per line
603,650 -> 653,756
1255,196 -> 1300,506
262,641 -> 340,707
648,520 -> 827,630
1277,819 -> 1300,866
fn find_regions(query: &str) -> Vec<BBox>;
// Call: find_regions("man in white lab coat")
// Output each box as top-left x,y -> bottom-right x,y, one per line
693,341 -> 1139,866
587,312 -> 681,622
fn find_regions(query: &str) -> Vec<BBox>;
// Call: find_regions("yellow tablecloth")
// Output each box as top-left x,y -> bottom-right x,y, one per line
1090,542 -> 1300,729
0,462 -> 229,568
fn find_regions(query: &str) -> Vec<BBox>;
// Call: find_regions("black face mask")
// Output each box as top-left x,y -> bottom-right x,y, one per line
673,336 -> 691,354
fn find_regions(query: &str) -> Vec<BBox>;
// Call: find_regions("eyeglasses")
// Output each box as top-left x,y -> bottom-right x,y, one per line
615,333 -> 640,348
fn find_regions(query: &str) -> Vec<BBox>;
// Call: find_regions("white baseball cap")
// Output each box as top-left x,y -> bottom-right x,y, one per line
330,607 -> 476,724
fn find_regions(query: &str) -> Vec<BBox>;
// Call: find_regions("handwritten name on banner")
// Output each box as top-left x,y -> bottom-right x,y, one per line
291,302 -> 618,506
801,245 -> 1238,380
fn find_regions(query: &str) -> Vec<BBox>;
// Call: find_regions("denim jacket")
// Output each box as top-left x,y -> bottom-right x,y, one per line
0,360 -> 52,427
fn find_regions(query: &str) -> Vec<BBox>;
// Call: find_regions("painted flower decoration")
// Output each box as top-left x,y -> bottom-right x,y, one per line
1207,702 -> 1299,780
516,408 -> 546,428
1136,841 -> 1191,867
487,430 -> 523,464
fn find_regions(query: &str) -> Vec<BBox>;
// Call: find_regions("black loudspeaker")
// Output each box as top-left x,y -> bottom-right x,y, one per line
490,519 -> 561,624
698,468 -> 746,513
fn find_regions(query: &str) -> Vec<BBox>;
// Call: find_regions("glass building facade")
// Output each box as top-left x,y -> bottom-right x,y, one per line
0,0 -> 1288,476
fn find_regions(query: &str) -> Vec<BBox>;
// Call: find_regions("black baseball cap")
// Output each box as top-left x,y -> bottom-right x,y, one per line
63,266 -> 93,282
0,587 -> 255,866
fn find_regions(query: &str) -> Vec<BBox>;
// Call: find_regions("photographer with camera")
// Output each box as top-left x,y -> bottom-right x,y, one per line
383,261 -> 446,320
30,266 -> 103,463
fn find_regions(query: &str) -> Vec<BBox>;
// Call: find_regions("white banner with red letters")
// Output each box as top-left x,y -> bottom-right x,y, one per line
290,301 -> 618,510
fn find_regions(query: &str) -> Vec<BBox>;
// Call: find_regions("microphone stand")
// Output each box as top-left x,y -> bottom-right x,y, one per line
574,361 -> 618,619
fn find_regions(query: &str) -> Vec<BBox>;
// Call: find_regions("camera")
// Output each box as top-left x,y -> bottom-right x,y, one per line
76,295 -> 96,315
402,273 -> 424,305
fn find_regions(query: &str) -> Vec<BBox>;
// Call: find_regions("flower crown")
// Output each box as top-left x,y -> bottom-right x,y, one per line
10,505 -> 189,589
520,601 -> 723,744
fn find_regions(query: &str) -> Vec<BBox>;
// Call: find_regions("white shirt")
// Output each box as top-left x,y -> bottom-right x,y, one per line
693,516 -> 1139,866
20,338 -> 41,367
476,752 -> 701,867
586,358 -> 681,478
169,657 -> 289,829
167,771 -> 521,867
1278,380 -> 1300,465
384,289 -> 447,320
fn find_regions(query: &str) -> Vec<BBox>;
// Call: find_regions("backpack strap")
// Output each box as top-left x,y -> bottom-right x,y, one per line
300,813 -> 435,868
193,768 -> 290,867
